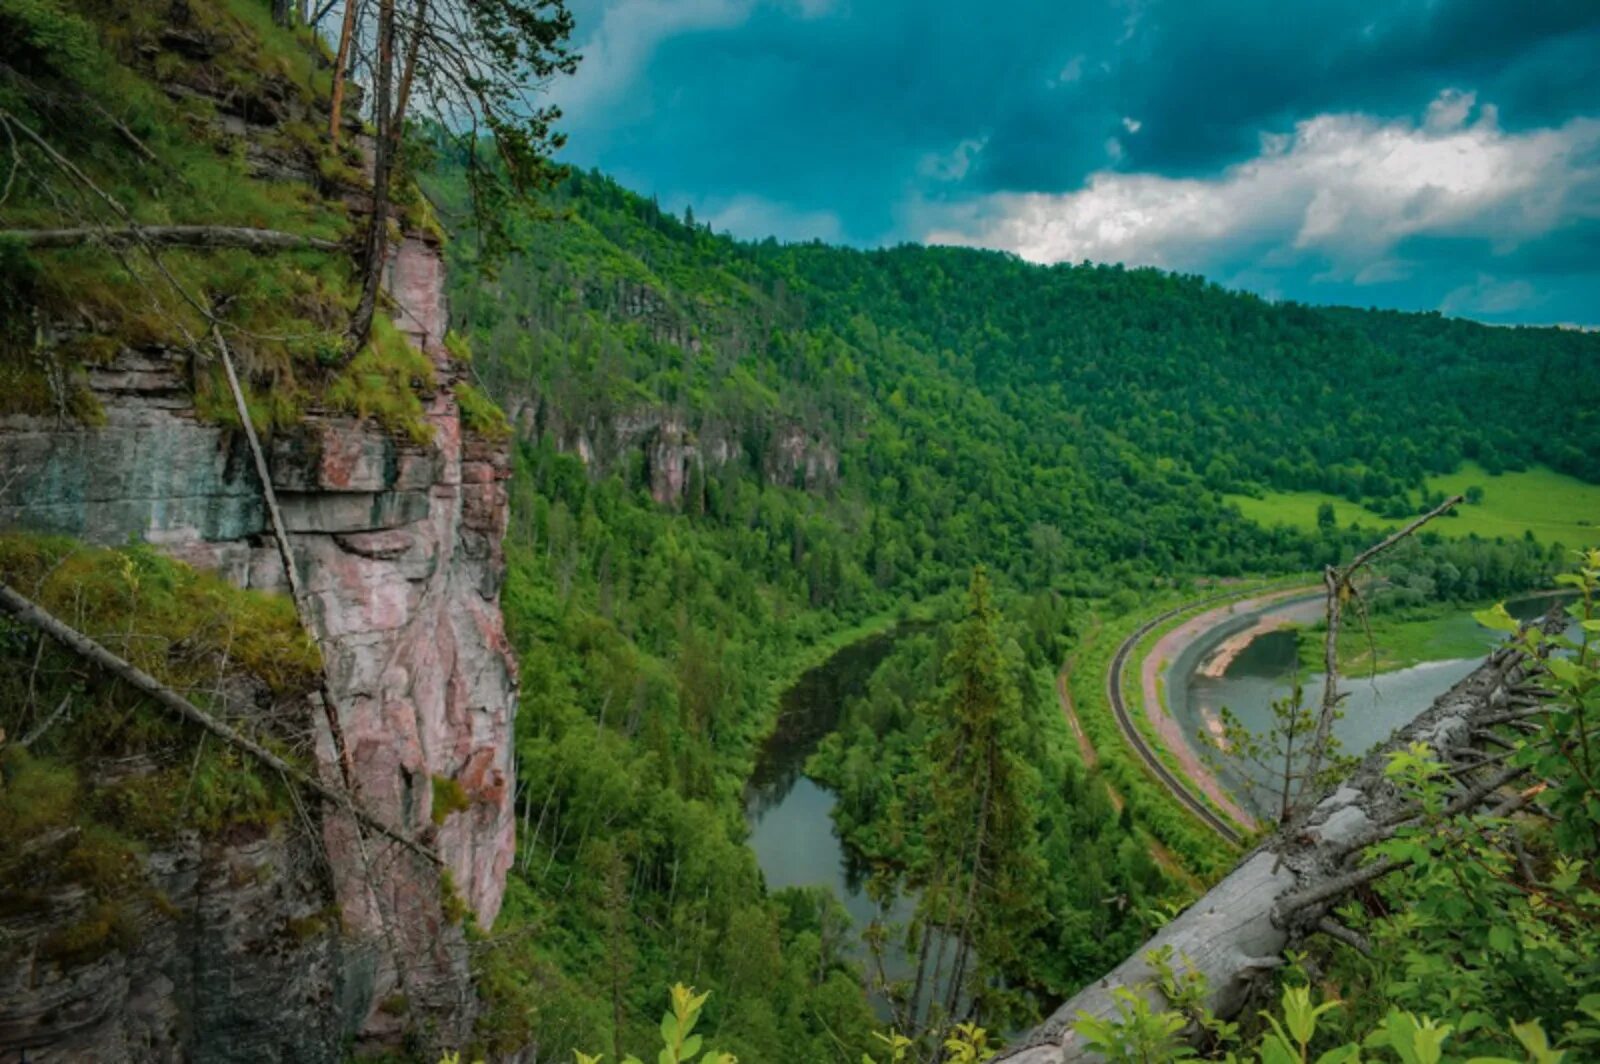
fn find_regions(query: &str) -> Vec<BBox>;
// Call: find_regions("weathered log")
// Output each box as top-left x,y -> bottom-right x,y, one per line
998,620 -> 1553,1063
1,225 -> 340,252
0,580 -> 438,865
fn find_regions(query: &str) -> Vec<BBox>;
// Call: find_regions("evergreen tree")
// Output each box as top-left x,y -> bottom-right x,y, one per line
911,567 -> 1047,1039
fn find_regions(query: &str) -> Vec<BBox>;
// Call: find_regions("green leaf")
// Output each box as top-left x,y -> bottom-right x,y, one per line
1546,656 -> 1583,686
679,1035 -> 702,1061
1257,1034 -> 1301,1064
1283,985 -> 1318,1046
1312,1047 -> 1361,1064
1412,1022 -> 1452,1064
1510,1020 -> 1561,1064
1474,604 -> 1521,633
1487,924 -> 1515,955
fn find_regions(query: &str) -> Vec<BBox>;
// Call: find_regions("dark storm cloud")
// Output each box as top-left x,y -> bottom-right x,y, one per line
1096,0 -> 1600,181
547,0 -> 1600,324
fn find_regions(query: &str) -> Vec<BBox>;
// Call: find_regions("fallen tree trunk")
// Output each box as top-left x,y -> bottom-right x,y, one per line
0,580 -> 437,865
999,628 -> 1553,1062
1,225 -> 340,252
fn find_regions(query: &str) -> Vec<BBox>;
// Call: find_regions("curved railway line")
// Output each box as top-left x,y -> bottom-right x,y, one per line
1103,592 -> 1270,847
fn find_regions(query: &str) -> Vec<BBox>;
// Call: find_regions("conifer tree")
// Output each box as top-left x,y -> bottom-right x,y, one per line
910,567 -> 1046,1044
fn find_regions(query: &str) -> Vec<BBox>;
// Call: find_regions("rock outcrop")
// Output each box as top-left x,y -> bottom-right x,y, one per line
0,797 -> 357,1062
507,395 -> 840,507
0,234 -> 517,1057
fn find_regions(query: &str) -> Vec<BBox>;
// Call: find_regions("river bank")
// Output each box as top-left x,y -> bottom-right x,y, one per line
1134,587 -> 1320,832
1291,591 -> 1571,678
1164,591 -> 1566,819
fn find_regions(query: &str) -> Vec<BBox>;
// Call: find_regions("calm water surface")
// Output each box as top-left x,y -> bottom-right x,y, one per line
1172,594 -> 1562,817
743,629 -> 920,1005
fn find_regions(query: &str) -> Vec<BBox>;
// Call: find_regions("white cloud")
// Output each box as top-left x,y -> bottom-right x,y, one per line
919,137 -> 988,182
922,91 -> 1600,289
1441,274 -> 1538,315
1425,88 -> 1477,132
1054,54 -> 1086,86
553,0 -> 755,118
1116,0 -> 1149,44
701,194 -> 844,243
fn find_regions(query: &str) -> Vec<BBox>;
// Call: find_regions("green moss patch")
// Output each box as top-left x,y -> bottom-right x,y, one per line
0,533 -> 324,959
0,0 -> 439,439
455,381 -> 512,440
430,773 -> 472,825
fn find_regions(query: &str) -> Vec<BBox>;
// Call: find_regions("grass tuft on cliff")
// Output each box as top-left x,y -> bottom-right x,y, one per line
0,533 -> 322,954
0,0 -> 441,441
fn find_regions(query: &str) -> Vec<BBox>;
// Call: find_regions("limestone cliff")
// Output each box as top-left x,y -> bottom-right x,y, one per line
0,237 -> 517,1058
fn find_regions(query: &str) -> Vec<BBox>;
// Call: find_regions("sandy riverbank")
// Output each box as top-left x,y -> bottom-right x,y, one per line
1200,616 -> 1292,677
1137,586 -> 1320,831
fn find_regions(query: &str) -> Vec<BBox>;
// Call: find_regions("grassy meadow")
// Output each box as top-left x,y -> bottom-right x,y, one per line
1227,463 -> 1600,547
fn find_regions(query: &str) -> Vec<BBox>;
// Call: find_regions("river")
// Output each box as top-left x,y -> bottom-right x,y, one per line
743,627 -> 921,1009
1168,593 -> 1562,818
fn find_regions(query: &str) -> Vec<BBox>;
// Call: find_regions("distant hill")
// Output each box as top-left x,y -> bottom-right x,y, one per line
436,163 -> 1600,592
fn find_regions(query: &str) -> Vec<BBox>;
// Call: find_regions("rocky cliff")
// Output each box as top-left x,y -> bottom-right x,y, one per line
0,234 -> 516,1060
507,395 -> 840,507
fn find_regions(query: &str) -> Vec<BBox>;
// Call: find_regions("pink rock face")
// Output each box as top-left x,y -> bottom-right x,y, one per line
295,241 -> 517,939
389,235 -> 449,358
0,234 -> 518,1046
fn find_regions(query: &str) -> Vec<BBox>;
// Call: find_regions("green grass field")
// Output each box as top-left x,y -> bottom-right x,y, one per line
1227,463 -> 1600,546
1294,606 -> 1499,676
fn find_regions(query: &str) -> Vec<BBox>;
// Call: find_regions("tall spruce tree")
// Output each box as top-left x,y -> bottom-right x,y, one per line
910,567 -> 1047,1046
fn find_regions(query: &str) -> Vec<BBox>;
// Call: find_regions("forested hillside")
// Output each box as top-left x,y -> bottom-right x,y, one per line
433,159 -> 1592,1057
5,2 -> 1597,1062
444,165 -> 1600,580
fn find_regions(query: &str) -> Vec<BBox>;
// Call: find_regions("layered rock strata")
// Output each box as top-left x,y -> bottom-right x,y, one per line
0,234 -> 516,1058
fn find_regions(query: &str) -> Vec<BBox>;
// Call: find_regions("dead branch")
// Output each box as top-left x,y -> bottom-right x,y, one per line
18,692 -> 72,748
211,323 -> 359,791
4,226 -> 339,252
1274,856 -> 1406,919
0,580 -> 437,864
1298,494 -> 1464,809
1315,917 -> 1372,957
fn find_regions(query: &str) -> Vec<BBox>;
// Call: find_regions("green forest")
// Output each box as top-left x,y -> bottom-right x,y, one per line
3,2 -> 1599,1061
433,158 -> 1600,1060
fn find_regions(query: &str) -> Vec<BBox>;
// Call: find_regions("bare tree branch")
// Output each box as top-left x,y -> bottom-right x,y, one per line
0,580 -> 438,864
1316,917 -> 1372,957
1297,494 -> 1464,810
3,225 -> 340,252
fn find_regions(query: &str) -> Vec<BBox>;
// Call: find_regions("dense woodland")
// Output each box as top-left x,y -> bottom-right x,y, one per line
3,2 -> 1599,1060
434,160 -> 1595,1058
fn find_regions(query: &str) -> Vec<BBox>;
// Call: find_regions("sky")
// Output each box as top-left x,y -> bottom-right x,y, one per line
546,0 -> 1600,326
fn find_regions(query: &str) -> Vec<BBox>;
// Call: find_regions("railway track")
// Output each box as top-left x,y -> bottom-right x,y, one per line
1103,592 -> 1262,847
